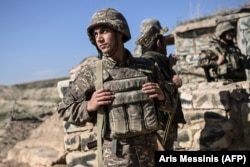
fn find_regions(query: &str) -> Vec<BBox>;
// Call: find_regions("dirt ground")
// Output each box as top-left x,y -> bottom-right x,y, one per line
0,119 -> 66,167
0,119 -> 40,167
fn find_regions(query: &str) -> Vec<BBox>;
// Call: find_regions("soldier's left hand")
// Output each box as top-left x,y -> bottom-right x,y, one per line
142,82 -> 165,101
172,75 -> 182,88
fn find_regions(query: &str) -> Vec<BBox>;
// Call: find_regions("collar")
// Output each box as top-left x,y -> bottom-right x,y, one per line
143,51 -> 166,58
102,49 -> 134,68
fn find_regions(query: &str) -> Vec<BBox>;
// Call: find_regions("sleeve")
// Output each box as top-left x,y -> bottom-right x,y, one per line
152,65 -> 176,113
209,42 -> 225,58
57,65 -> 97,125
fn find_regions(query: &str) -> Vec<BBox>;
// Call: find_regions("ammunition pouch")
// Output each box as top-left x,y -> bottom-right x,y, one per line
104,70 -> 159,138
216,52 -> 241,76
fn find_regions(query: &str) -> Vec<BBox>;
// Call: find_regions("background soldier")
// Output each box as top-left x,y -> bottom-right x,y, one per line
198,21 -> 247,82
58,8 -> 171,166
135,18 -> 186,151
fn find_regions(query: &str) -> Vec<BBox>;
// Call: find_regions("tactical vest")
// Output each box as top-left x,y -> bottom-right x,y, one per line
199,40 -> 246,81
102,59 -> 159,138
216,46 -> 242,76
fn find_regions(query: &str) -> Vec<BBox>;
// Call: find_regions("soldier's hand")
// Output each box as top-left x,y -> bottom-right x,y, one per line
87,88 -> 114,112
142,82 -> 165,101
172,75 -> 182,88
169,54 -> 180,66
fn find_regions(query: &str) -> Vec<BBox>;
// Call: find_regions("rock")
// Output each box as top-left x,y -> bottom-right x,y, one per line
5,113 -> 66,167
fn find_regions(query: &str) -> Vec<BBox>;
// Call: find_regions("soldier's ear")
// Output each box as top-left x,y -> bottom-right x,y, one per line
116,31 -> 124,42
156,38 -> 162,48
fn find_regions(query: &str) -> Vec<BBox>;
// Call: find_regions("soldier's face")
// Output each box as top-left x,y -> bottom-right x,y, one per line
93,26 -> 119,56
158,36 -> 167,55
224,30 -> 235,41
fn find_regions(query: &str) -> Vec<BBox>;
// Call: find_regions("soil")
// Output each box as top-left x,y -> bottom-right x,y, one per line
0,119 -> 66,167
0,119 -> 41,167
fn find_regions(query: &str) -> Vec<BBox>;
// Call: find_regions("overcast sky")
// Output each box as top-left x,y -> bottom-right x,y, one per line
1,0 -> 249,85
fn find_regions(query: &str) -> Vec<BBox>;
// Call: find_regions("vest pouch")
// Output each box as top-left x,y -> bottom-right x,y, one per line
142,100 -> 159,130
217,64 -> 228,75
103,66 -> 159,138
126,104 -> 143,132
229,53 -> 240,70
109,106 -> 129,136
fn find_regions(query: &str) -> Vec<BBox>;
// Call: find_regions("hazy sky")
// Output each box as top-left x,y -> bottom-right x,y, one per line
1,0 -> 249,85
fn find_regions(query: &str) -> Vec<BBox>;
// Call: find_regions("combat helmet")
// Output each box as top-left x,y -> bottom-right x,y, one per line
215,21 -> 235,38
135,18 -> 168,47
87,8 -> 131,45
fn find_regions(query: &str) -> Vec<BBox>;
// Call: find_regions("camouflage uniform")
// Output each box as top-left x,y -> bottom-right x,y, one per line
58,8 -> 171,167
198,21 -> 247,82
57,56 -> 101,167
135,19 -> 186,151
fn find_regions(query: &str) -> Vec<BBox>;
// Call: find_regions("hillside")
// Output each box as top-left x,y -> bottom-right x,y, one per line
1,54 -> 250,166
0,77 -> 69,167
0,77 -> 68,122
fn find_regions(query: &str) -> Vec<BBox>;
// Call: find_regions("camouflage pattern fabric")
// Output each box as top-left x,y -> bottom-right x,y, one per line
57,50 -> 170,166
215,21 -> 235,38
141,51 -> 186,150
136,19 -> 168,48
57,65 -> 98,167
103,133 -> 157,167
198,49 -> 219,68
135,19 -> 186,150
200,39 -> 247,82
140,19 -> 168,35
87,8 -> 131,45
103,67 -> 159,138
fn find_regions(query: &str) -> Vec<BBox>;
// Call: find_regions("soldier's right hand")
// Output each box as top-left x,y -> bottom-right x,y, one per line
87,88 -> 114,112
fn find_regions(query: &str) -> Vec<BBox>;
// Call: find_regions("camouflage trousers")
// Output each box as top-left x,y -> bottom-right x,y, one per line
102,133 -> 158,167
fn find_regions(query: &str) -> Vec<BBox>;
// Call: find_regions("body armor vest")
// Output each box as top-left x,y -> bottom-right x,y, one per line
102,59 -> 159,138
200,40 -> 246,82
216,46 -> 242,75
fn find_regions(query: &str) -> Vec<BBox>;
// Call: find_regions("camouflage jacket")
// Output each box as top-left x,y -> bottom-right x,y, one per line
199,39 -> 247,82
141,51 -> 176,83
57,50 -> 172,130
141,51 -> 186,124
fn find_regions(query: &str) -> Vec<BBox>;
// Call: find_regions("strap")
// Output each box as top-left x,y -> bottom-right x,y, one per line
162,112 -> 174,145
162,90 -> 179,146
96,60 -> 104,167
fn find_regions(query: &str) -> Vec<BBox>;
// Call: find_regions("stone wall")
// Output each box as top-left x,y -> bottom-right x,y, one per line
172,7 -> 250,84
171,11 -> 250,151
175,81 -> 250,150
173,27 -> 214,84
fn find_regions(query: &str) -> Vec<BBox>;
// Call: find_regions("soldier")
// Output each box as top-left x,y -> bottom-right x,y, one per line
57,8 -> 172,166
135,18 -> 186,151
198,21 -> 247,82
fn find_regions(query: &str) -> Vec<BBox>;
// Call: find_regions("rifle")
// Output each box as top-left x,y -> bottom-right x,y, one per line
162,82 -> 178,146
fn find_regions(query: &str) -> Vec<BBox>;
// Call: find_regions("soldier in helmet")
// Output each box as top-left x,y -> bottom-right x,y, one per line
58,8 -> 172,166
135,18 -> 186,151
198,21 -> 247,82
